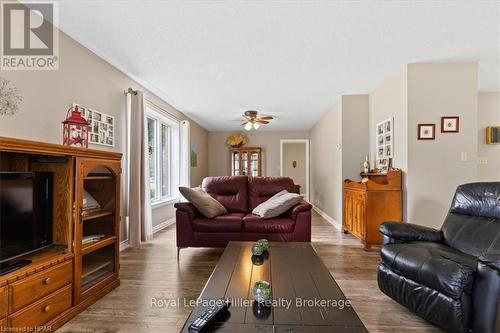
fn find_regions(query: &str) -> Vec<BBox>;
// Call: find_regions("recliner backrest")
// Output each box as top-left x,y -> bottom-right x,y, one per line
441,182 -> 500,257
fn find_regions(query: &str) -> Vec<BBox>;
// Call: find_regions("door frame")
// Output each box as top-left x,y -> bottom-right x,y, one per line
280,139 -> 310,202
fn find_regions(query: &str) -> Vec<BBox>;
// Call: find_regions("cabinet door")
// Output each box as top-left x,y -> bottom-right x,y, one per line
231,151 -> 240,176
74,158 -> 121,304
343,192 -> 352,231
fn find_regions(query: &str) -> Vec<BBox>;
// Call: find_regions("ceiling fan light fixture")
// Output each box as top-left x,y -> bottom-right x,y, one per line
244,122 -> 253,131
253,122 -> 260,129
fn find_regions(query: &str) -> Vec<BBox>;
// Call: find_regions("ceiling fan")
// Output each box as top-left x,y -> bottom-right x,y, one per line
241,110 -> 274,131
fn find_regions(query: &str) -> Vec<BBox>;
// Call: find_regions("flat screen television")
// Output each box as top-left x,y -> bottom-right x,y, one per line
0,172 -> 53,274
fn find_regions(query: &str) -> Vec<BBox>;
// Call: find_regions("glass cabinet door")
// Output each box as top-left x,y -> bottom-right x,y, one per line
241,152 -> 248,175
250,152 -> 259,176
231,152 -> 240,175
74,158 -> 121,304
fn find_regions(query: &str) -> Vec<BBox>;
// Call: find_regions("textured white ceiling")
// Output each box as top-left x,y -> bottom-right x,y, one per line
55,1 -> 499,131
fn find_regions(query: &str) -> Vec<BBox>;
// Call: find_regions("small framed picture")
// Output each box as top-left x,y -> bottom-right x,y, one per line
441,116 -> 459,133
418,124 -> 436,140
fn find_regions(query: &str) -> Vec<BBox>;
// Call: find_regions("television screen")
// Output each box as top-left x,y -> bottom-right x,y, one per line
0,172 -> 53,263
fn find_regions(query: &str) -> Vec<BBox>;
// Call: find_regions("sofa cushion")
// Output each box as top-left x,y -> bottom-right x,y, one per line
381,241 -> 477,299
192,213 -> 245,232
179,187 -> 227,218
243,214 -> 295,233
202,176 -> 248,213
252,191 -> 302,218
248,177 -> 297,211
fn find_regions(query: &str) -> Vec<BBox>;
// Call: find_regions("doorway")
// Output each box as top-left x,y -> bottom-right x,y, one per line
280,139 -> 310,202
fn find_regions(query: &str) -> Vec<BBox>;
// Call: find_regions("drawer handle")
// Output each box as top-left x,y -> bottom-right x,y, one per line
44,278 -> 52,285
43,305 -> 51,313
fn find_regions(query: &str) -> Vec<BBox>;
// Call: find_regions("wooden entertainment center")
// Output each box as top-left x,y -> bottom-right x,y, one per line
0,136 -> 122,331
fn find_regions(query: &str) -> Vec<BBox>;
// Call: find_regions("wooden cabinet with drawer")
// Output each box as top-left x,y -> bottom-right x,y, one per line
343,169 -> 402,250
0,317 -> 7,329
9,261 -> 73,314
0,285 -> 7,318
8,285 -> 72,330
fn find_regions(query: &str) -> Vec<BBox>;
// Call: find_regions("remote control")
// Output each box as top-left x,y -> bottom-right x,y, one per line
188,299 -> 231,333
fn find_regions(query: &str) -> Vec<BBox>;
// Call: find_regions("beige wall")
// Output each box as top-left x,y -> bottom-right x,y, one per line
369,68 -> 408,219
407,63 -> 478,229
478,92 -> 500,181
310,99 -> 343,221
208,131 -> 309,177
369,63 -> 479,228
310,95 -> 369,223
0,30 -> 208,239
342,95 -> 370,184
282,142 -> 307,195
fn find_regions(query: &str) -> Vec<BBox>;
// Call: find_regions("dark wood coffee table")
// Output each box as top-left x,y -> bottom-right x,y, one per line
180,242 -> 367,332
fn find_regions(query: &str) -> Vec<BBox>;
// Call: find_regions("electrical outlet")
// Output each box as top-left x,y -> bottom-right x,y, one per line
461,152 -> 468,162
478,157 -> 488,165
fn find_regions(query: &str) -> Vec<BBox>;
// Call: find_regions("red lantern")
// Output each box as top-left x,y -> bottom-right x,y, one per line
62,105 -> 90,148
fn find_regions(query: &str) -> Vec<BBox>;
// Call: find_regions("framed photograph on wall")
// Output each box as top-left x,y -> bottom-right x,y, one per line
376,117 -> 393,173
441,116 -> 459,133
418,124 -> 436,140
73,103 -> 115,147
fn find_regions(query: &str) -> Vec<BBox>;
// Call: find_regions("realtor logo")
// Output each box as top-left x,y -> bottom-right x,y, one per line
1,1 -> 59,70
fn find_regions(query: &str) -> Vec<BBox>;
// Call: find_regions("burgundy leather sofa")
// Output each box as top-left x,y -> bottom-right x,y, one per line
175,176 -> 312,255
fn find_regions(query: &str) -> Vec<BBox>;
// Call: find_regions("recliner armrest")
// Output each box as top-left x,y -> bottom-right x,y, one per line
290,202 -> 312,220
379,222 -> 442,243
174,202 -> 199,220
479,253 -> 500,272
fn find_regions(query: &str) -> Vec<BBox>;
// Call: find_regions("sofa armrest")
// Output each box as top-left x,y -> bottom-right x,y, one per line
379,222 -> 442,243
479,254 -> 500,272
290,201 -> 312,220
174,202 -> 199,220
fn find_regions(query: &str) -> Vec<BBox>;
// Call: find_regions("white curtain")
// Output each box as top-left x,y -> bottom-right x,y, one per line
127,90 -> 153,246
180,120 -> 191,188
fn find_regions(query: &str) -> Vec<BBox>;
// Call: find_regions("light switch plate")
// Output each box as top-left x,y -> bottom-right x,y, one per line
461,152 -> 468,162
478,157 -> 488,165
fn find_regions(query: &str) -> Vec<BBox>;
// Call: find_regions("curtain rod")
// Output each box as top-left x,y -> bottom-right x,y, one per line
125,87 -> 138,95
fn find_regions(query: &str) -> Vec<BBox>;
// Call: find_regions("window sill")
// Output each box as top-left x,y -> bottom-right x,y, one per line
151,197 -> 179,209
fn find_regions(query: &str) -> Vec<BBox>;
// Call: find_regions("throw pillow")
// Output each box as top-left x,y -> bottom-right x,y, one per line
252,190 -> 303,219
179,187 -> 227,218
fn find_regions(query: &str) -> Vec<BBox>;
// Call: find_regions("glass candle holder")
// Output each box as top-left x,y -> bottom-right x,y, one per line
252,280 -> 272,303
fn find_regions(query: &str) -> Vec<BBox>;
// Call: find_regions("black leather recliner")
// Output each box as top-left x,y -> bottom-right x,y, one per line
378,182 -> 500,333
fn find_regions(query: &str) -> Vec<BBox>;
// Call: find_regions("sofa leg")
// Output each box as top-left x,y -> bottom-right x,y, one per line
177,247 -> 186,262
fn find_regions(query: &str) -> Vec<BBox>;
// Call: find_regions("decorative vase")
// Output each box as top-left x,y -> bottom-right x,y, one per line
252,280 -> 272,303
251,255 -> 264,266
257,239 -> 269,251
252,300 -> 272,319
251,243 -> 264,256
363,156 -> 370,173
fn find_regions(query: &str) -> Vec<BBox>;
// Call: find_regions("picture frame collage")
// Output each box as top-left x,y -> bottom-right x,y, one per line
73,103 -> 115,147
376,117 -> 393,173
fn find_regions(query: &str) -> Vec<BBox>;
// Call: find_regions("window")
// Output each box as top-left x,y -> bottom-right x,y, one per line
146,103 -> 180,204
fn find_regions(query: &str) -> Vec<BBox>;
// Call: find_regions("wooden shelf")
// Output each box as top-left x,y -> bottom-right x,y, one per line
84,175 -> 113,180
82,210 -> 113,221
81,259 -> 113,279
82,236 -> 117,255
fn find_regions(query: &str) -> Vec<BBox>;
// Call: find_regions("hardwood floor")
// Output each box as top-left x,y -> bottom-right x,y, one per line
59,210 -> 443,332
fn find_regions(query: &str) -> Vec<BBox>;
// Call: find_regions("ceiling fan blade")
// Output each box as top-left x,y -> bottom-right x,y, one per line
259,116 -> 274,120
255,120 -> 269,124
243,115 -> 253,120
241,121 -> 248,126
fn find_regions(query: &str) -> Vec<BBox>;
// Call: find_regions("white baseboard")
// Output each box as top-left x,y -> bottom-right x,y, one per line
119,239 -> 130,252
119,217 -> 175,252
152,217 -> 176,234
312,205 -> 342,230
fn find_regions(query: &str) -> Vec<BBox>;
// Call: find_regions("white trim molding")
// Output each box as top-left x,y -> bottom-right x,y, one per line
312,205 -> 342,230
279,139 -> 310,202
120,239 -> 130,252
152,217 -> 176,234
